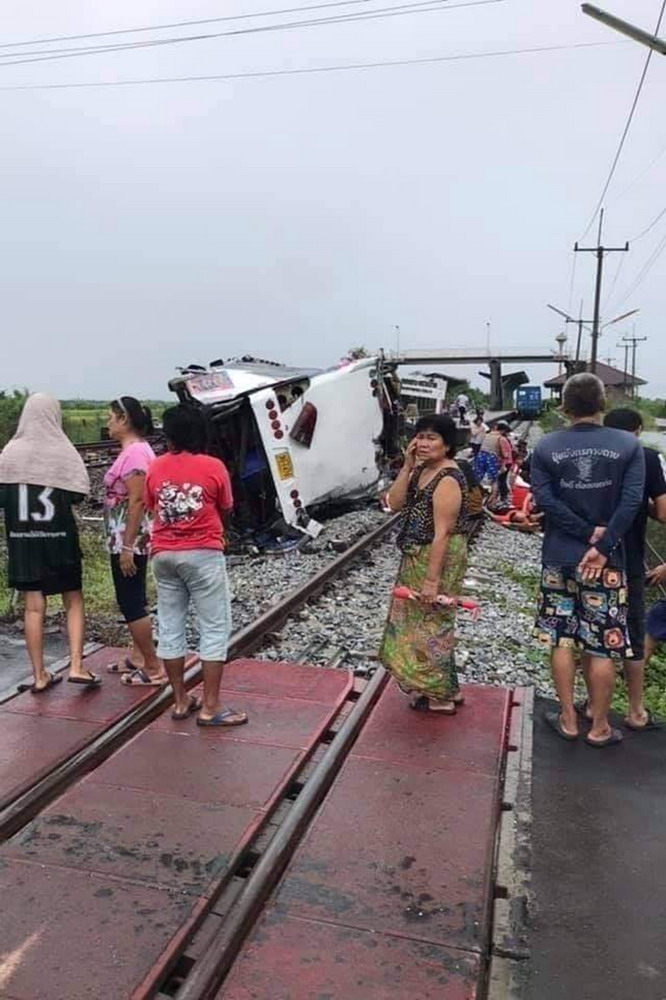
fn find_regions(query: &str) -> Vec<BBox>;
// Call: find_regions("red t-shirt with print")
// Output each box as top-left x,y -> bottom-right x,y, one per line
144,451 -> 233,554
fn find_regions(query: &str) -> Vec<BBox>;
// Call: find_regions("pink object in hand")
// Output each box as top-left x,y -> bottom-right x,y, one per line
392,586 -> 480,619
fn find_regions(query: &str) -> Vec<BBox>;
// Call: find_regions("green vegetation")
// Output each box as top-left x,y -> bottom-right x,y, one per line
0,389 -> 28,449
0,391 -> 169,448
538,402 -> 565,433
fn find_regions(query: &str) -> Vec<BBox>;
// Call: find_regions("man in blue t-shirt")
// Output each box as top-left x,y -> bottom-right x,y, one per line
602,408 -> 666,730
531,374 -> 645,748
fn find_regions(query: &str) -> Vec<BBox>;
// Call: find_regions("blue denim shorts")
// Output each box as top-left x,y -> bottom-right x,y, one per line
152,549 -> 232,661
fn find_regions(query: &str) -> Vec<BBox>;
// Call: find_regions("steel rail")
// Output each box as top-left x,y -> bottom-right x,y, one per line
176,666 -> 388,1000
0,514 -> 398,842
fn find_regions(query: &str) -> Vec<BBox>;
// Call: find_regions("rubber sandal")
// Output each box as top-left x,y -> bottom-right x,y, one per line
426,701 -> 457,715
585,727 -> 623,748
544,711 -> 578,741
623,711 -> 662,732
67,672 -> 102,688
107,657 -> 139,675
171,695 -> 201,721
18,672 -> 63,695
121,668 -> 168,687
197,707 -> 249,727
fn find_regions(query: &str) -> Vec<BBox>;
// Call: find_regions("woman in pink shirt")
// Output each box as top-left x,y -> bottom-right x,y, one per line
104,396 -> 165,685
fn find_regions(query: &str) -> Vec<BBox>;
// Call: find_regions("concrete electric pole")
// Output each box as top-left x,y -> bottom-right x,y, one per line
574,210 -> 629,373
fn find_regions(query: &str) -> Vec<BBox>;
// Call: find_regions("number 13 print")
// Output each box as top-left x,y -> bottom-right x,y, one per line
19,485 -> 55,523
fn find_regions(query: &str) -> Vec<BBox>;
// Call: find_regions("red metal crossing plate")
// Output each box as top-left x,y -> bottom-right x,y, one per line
217,912 -> 481,999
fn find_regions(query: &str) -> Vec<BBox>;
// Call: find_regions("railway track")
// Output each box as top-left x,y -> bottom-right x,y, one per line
0,514 -> 398,843
0,455 -> 529,999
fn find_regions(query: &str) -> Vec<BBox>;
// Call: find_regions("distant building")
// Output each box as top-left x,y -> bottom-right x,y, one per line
543,361 -> 646,404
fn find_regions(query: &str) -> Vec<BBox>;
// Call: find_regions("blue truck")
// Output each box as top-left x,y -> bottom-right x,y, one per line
515,385 -> 542,419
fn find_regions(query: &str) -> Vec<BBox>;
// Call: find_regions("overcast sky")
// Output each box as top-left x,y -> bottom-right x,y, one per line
1,0 -> 664,401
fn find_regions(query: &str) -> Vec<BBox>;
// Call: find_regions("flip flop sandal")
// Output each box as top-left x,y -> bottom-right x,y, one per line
121,668 -> 168,687
171,695 -> 202,721
585,727 -> 623,748
196,708 -> 249,728
67,672 -> 102,688
544,711 -> 578,741
18,672 -> 63,694
623,711 -> 662,732
107,657 -> 140,675
425,701 -> 457,715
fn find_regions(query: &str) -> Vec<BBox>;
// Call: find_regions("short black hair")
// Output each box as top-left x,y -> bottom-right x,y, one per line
604,407 -> 642,433
110,396 -> 154,437
562,373 -> 605,418
162,405 -> 206,453
414,413 -> 457,458
496,421 -> 510,432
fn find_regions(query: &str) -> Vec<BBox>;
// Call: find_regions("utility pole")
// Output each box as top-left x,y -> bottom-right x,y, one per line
617,340 -> 630,394
574,209 -> 629,373
621,333 -> 647,398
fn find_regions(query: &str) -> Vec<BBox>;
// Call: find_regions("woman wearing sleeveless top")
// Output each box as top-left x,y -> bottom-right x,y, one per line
380,414 -> 470,713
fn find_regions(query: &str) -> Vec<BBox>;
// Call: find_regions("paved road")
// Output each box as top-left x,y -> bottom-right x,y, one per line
525,696 -> 666,1000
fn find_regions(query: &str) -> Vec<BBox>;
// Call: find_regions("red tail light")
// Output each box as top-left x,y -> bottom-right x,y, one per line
289,402 -> 318,449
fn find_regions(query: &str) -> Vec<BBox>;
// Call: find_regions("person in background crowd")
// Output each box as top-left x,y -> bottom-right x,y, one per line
473,421 -> 502,500
456,391 -> 470,424
585,408 -> 666,731
145,405 -> 247,727
531,374 -> 644,748
380,414 -> 470,714
469,416 -> 488,457
495,421 -> 515,509
457,457 -> 484,524
0,394 -> 100,691
644,564 -> 666,663
104,396 -> 165,686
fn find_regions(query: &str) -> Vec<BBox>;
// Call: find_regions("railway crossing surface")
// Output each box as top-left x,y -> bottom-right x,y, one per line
0,649 -> 519,999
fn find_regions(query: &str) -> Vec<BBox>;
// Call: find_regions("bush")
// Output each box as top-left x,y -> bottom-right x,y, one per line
0,390 -> 28,449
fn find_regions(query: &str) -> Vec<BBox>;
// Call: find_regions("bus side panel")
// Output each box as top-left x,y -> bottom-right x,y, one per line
251,365 -> 383,526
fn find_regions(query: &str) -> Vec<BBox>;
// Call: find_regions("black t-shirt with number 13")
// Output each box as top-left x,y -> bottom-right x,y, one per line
0,484 -> 83,586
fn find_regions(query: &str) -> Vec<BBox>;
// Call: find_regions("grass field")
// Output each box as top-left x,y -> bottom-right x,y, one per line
61,403 -> 167,444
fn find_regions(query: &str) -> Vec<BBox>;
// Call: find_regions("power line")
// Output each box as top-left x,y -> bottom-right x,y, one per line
0,0 -> 378,50
0,39 -> 622,93
630,204 -> 666,242
0,0 -> 494,69
614,231 -> 666,306
578,0 -> 666,242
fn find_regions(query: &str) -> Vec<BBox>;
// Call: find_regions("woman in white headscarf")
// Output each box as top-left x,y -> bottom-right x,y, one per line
0,394 -> 101,692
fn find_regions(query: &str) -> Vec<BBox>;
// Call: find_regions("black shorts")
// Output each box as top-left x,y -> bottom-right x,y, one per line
111,554 -> 149,624
15,562 -> 82,596
625,572 -> 646,661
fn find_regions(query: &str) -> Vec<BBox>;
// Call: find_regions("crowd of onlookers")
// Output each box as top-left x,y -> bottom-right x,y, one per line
0,394 -> 247,727
2,381 -> 666,744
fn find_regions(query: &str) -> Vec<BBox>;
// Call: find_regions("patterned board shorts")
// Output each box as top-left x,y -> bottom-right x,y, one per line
534,565 -> 631,660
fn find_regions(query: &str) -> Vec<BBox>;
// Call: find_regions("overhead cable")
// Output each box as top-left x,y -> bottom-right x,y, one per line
0,39 -> 622,92
0,0 -> 497,68
0,0 -> 379,50
614,231 -> 666,307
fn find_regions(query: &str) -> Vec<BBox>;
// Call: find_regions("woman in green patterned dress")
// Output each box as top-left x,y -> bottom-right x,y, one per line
380,414 -> 470,713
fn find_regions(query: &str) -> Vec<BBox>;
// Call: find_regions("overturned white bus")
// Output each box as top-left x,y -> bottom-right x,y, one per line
169,355 -> 401,545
